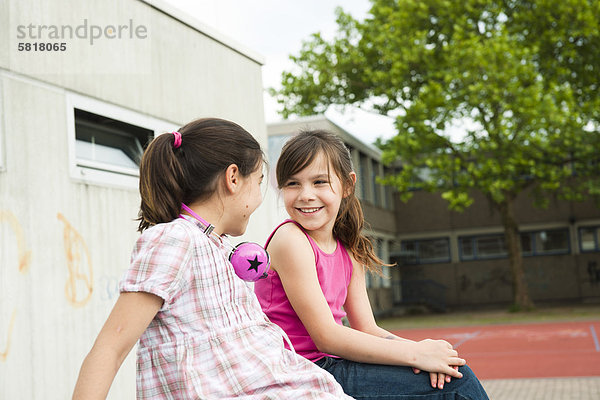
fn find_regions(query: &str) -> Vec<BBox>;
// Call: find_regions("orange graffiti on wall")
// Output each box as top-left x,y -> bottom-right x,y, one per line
0,310 -> 16,362
0,210 -> 32,273
57,213 -> 94,307
0,210 -> 31,362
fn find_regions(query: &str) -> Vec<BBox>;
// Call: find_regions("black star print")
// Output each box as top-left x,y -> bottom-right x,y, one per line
247,255 -> 263,272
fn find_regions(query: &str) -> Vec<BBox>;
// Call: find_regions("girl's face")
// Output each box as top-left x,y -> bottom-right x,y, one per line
282,152 -> 345,237
228,165 -> 264,236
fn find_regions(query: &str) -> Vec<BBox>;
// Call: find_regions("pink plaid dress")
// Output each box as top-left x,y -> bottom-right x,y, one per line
120,215 -> 350,399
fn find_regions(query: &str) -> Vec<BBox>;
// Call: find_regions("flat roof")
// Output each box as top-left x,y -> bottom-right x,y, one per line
268,115 -> 382,159
140,0 -> 265,65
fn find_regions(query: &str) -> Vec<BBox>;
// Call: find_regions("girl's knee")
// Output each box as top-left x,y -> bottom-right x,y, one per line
456,365 -> 485,387
455,365 -> 489,399
458,364 -> 476,378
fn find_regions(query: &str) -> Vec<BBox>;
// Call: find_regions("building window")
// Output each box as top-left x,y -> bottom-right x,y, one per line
359,153 -> 368,202
400,238 -> 450,264
75,109 -> 152,175
366,238 -> 393,288
383,167 -> 394,210
460,229 -> 570,260
521,229 -> 570,256
67,93 -> 178,188
460,234 -> 507,260
366,237 -> 380,288
372,159 -> 380,207
580,226 -> 600,252
379,239 -> 392,288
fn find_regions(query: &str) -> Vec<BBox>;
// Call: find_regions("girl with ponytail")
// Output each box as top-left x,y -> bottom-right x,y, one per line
73,119 -> 350,399
255,130 -> 488,400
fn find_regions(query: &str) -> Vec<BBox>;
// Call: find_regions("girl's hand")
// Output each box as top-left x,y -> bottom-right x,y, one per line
413,339 -> 465,378
433,365 -> 460,389
412,368 -> 454,390
430,372 -> 446,389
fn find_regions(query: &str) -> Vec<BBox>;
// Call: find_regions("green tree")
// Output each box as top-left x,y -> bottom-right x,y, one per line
272,0 -> 600,310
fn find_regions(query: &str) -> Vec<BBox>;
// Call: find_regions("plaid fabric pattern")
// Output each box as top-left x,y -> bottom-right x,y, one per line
120,216 -> 351,399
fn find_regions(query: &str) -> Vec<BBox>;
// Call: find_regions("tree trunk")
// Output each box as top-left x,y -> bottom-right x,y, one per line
496,196 -> 535,310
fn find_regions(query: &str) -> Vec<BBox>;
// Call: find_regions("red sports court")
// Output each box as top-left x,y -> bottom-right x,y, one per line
392,320 -> 600,379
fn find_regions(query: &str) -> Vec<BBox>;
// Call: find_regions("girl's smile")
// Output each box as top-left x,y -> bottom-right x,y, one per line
297,206 -> 324,214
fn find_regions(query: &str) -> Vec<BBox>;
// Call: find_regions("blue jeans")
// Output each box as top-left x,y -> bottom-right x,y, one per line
315,357 -> 489,400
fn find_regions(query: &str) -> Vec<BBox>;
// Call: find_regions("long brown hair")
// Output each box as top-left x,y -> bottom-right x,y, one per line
137,118 -> 264,232
276,129 -> 390,274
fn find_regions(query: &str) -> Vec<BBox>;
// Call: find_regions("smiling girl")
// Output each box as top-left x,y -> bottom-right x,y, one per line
255,129 -> 489,399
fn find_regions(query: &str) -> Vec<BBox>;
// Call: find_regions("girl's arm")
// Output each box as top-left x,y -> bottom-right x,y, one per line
344,256 -> 458,389
268,224 -> 464,377
72,292 -> 163,400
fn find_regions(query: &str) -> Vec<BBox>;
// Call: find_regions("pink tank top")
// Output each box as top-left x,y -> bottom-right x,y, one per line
254,220 -> 353,362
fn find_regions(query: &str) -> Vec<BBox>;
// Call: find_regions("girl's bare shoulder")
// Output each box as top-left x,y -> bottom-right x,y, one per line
269,221 -> 306,246
267,222 -> 314,266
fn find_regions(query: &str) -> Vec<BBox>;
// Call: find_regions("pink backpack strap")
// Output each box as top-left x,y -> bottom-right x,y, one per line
265,219 -> 303,249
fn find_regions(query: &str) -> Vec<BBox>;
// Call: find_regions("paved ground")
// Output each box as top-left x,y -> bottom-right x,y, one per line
481,376 -> 600,400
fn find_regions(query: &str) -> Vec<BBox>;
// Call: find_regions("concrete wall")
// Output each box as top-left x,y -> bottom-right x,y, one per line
361,201 -> 396,236
394,189 -> 589,235
0,1 -> 272,398
396,253 -> 598,308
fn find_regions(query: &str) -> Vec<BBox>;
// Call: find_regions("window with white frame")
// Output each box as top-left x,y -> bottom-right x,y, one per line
66,93 -> 178,188
74,109 -> 151,174
579,226 -> 600,252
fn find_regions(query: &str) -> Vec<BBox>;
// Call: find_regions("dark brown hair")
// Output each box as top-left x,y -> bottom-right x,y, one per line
137,118 -> 264,232
276,129 -> 390,274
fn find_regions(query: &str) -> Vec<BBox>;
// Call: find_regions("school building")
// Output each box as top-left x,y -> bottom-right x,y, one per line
0,0 -> 276,398
267,116 -> 600,313
393,187 -> 600,310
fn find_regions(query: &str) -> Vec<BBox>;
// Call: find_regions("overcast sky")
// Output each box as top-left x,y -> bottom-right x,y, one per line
162,0 -> 398,146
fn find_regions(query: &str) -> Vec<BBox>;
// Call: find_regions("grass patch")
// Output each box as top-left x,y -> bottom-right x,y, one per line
376,304 -> 600,331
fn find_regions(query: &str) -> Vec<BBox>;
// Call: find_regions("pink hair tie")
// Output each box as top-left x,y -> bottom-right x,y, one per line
172,131 -> 182,149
